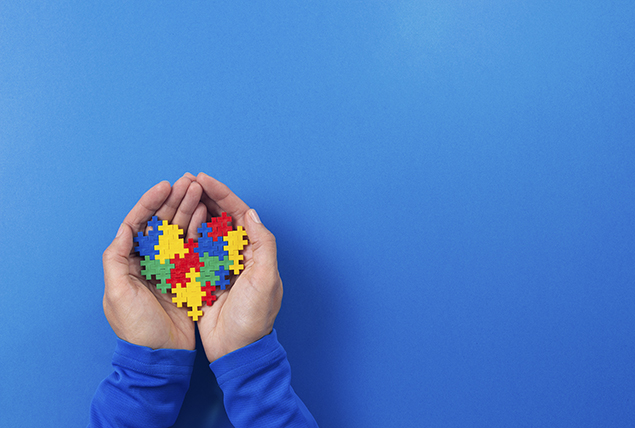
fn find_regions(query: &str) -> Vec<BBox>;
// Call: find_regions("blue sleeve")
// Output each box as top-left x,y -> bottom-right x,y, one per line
210,329 -> 319,427
88,338 -> 196,428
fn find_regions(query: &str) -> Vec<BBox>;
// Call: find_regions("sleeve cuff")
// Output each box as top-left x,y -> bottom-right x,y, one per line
209,329 -> 285,383
113,338 -> 197,376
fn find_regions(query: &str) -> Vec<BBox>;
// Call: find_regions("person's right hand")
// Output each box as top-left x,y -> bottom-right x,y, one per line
101,173 -> 203,351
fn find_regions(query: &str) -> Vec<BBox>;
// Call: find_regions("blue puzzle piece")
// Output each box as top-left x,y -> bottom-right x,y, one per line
134,232 -> 160,258
195,236 -> 215,256
196,235 -> 228,259
215,266 -> 230,290
211,237 -> 228,259
197,222 -> 214,238
133,216 -> 163,258
147,216 -> 164,237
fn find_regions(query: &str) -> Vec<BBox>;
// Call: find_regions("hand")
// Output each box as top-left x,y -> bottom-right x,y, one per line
193,173 -> 284,362
102,173 -> 204,350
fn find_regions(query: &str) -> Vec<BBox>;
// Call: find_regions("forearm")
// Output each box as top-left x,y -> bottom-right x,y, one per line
210,330 -> 319,428
88,339 -> 196,428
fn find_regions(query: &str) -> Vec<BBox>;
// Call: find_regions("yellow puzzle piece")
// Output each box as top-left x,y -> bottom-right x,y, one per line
171,267 -> 205,321
224,226 -> 248,274
155,220 -> 189,264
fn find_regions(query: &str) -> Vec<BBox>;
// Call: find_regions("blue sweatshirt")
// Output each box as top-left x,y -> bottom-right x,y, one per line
88,330 -> 318,427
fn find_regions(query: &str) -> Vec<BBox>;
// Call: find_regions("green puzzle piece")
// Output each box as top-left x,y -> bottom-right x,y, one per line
198,254 -> 231,286
140,256 -> 174,293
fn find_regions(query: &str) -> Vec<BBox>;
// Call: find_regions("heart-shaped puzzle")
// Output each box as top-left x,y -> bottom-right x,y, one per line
133,212 -> 248,320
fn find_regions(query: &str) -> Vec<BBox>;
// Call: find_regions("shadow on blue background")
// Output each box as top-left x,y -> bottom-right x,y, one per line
174,329 -> 231,427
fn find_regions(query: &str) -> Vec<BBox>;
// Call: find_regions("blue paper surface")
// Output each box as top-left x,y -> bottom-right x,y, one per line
1,1 -> 634,427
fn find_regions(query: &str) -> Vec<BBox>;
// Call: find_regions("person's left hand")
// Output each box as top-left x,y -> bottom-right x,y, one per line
192,173 -> 284,363
101,173 -> 203,350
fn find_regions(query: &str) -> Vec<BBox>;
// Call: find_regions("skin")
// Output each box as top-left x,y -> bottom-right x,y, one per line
102,172 -> 283,362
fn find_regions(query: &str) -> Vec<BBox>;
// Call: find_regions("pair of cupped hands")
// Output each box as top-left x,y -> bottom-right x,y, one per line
102,172 -> 283,363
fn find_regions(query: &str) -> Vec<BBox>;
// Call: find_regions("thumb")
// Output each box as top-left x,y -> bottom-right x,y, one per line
243,209 -> 278,271
103,222 -> 134,286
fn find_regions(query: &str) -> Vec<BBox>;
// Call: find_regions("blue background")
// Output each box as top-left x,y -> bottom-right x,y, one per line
1,1 -> 634,427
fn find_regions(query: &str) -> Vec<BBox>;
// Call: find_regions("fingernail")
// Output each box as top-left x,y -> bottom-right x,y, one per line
115,223 -> 124,238
249,209 -> 261,224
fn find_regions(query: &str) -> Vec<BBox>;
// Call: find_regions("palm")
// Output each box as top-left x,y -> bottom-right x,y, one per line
197,259 -> 261,360
125,255 -> 195,349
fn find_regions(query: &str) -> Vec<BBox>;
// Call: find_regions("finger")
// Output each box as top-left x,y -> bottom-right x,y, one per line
243,209 -> 278,271
172,181 -> 203,235
187,202 -> 207,241
196,173 -> 250,225
154,175 -> 193,222
103,223 -> 134,296
122,181 -> 171,234
183,172 -> 196,181
200,192 -> 222,218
